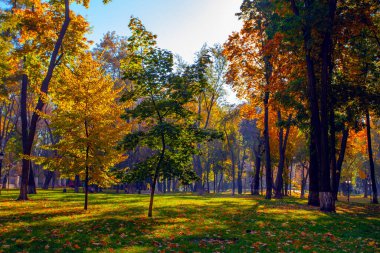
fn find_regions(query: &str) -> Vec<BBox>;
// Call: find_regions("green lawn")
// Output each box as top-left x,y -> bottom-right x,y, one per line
0,190 -> 379,253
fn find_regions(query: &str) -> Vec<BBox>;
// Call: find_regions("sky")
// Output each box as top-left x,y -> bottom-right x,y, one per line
73,0 -> 243,104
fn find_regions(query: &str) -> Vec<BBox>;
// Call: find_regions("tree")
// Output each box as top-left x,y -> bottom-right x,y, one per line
121,18 -> 219,217
38,53 -> 127,210
0,0 -> 110,200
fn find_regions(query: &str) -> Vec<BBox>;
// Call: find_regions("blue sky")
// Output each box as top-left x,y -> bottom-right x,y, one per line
73,0 -> 243,104
73,0 -> 242,63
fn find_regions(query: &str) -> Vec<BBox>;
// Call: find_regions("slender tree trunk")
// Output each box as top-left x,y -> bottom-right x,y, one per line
18,0 -> 71,201
237,149 -> 245,195
334,127 -> 349,200
0,158 -> 2,193
214,171 -> 216,194
260,164 -> 264,195
301,165 -> 309,199
366,110 -> 378,204
84,165 -> 89,210
253,152 -> 261,195
148,132 -> 166,217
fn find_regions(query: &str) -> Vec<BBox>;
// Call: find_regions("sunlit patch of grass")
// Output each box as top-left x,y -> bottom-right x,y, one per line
0,189 -> 379,252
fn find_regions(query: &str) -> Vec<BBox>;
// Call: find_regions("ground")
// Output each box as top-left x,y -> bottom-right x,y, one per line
0,190 -> 379,253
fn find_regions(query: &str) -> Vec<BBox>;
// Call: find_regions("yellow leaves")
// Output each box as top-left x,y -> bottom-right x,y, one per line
43,52 -> 130,184
368,241 -> 376,247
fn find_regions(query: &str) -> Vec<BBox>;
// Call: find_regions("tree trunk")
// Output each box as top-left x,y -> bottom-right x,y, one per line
18,0 -> 71,201
260,163 -> 264,195
334,127 -> 349,200
274,112 -> 292,198
364,178 -> 368,198
148,132 -> 165,217
308,139 -> 320,206
301,164 -> 309,199
253,152 -> 261,195
2,174 -> 7,189
18,75 -> 30,201
214,171 -> 217,194
237,149 -> 245,195
74,175 -> 80,193
0,159 -> 2,192
366,110 -> 378,204
329,107 -> 337,199
84,165 -> 89,210
264,91 -> 272,199
218,173 -> 223,193
43,171 -> 54,190
27,164 -> 37,194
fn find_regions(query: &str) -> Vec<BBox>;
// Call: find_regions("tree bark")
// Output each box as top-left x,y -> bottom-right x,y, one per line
253,148 -> 261,195
148,133 -> 165,217
43,171 -> 54,189
84,164 -> 89,210
301,164 -> 309,199
264,91 -> 272,199
274,112 -> 292,198
2,174 -> 7,189
74,175 -> 80,193
334,127 -> 349,200
308,139 -> 320,206
18,0 -> 71,200
18,74 -> 30,200
366,110 -> 378,204
27,164 -> 36,194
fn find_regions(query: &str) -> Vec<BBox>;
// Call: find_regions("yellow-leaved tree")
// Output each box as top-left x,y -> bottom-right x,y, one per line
44,53 -> 129,210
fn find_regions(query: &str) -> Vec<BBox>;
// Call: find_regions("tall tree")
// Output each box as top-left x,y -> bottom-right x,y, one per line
1,0 -> 110,200
39,53 -> 127,210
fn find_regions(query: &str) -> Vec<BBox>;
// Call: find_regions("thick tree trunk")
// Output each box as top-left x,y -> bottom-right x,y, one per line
329,108 -> 337,198
264,91 -> 272,199
18,0 -> 71,201
18,75 -> 30,201
74,175 -> 80,193
43,171 -> 54,189
274,112 -> 292,198
366,110 -> 378,204
218,173 -> 223,193
319,25 -> 335,212
2,174 -> 7,189
27,164 -> 36,194
237,169 -> 242,195
364,178 -> 368,198
308,140 -> 320,206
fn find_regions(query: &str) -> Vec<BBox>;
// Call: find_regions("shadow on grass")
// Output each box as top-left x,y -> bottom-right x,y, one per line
0,191 -> 379,252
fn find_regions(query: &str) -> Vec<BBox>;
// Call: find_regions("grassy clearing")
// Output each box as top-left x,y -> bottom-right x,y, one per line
0,190 -> 379,253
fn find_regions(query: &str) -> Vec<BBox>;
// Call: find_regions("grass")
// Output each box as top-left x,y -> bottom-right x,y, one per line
0,190 -> 379,253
